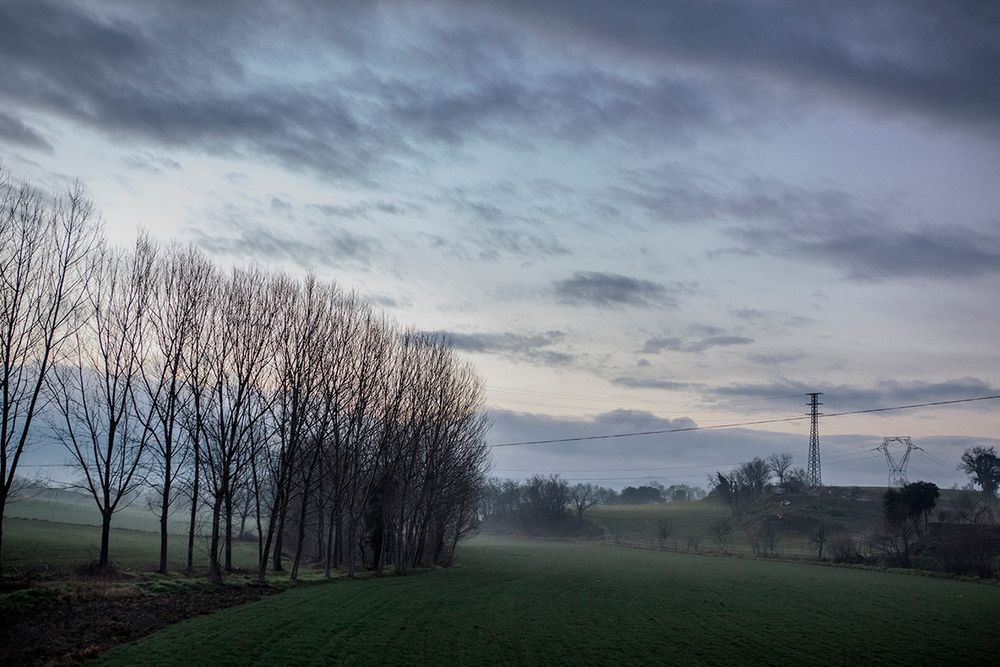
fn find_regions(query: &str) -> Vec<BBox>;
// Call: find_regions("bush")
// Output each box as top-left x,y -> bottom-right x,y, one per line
929,523 -> 1000,578
830,537 -> 865,564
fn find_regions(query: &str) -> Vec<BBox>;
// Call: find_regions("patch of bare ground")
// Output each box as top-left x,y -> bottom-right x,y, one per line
0,570 -> 278,666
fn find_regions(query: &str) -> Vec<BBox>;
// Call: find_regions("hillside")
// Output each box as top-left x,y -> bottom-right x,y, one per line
587,486 -> 976,558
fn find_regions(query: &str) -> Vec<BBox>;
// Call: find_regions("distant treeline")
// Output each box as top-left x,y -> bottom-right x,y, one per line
1,171 -> 489,580
480,475 -> 705,536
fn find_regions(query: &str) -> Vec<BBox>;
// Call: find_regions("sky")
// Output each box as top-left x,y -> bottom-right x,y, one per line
2,1 -> 999,489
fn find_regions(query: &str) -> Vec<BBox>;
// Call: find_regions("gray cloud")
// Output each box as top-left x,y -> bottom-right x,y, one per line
734,224 -> 1000,282
628,172 -> 1000,282
479,228 -> 570,260
312,201 -> 411,220
554,271 -> 677,307
193,222 -> 380,270
608,158 -> 1000,282
611,377 -> 694,391
641,335 -> 753,354
471,0 -> 1000,132
123,152 -> 181,174
428,329 -> 575,367
0,1 -> 742,186
0,1 -> 394,183
708,377 -> 1000,413
745,351 -> 807,367
0,110 -> 51,152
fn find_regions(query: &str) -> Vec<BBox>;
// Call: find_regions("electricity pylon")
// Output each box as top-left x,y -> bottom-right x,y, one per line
875,436 -> 922,488
807,393 -> 822,486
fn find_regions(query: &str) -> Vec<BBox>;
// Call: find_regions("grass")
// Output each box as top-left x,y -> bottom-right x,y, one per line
97,535 -> 1000,665
587,490 -> 891,557
7,487 -> 191,533
2,517 -> 259,573
3,487 -> 263,574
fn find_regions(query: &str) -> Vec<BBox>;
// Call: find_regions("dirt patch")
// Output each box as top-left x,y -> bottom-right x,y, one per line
0,581 -> 275,666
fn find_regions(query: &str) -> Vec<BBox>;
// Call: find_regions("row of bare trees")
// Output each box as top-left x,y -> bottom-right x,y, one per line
1,173 -> 490,580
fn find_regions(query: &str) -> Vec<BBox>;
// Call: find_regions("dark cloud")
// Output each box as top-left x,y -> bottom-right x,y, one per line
641,335 -> 752,354
729,308 -> 814,331
609,157 -> 1000,284
734,224 -> 1000,282
4,1 -> 997,199
491,408 -> 696,448
192,222 -> 380,270
434,184 -> 573,260
554,271 -> 677,307
0,1 -> 741,186
745,351 -> 807,367
0,110 -> 51,151
0,1 -> 394,183
709,377 -> 1000,413
312,201 -> 411,220
427,330 -> 575,367
479,228 -> 570,260
123,152 -> 181,174
365,293 -> 409,310
471,0 -> 1000,132
611,377 -> 694,391
630,173 -> 1000,282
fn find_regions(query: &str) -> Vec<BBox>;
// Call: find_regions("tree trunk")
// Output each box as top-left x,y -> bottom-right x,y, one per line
333,511 -> 342,568
158,473 -> 171,574
272,509 -> 286,571
208,494 -> 224,583
186,442 -> 200,574
314,498 -> 325,563
0,493 -> 7,577
324,508 -> 337,577
224,488 -> 233,572
290,491 -> 310,581
346,515 -> 357,577
99,512 -> 112,569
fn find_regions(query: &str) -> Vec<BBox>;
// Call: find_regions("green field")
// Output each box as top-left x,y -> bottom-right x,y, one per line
6,487 -> 192,534
97,535 -> 1000,665
3,488 -> 258,573
2,517 -> 259,573
588,491 -> 889,557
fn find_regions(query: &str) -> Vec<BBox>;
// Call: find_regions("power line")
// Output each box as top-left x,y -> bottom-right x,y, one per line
489,394 -> 1000,448
820,394 -> 1000,418
490,414 -> 808,447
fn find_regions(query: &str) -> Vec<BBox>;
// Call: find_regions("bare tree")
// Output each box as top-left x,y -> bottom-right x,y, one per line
138,243 -> 214,573
180,261 -> 217,574
810,520 -> 828,560
767,452 -> 793,487
201,268 -> 278,582
710,516 -> 733,553
0,175 -> 98,572
49,238 -> 154,569
656,518 -> 674,549
710,472 -> 740,516
258,277 -> 332,582
569,483 -> 599,518
738,457 -> 771,500
5,170 -> 494,580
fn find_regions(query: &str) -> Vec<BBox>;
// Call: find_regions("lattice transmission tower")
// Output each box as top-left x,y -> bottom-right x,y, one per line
806,392 -> 823,487
875,436 -> 922,488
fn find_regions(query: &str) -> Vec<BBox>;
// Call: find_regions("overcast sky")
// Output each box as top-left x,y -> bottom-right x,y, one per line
3,1 -> 999,488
